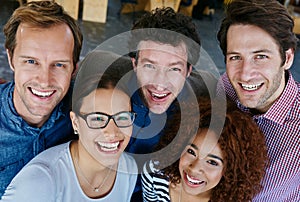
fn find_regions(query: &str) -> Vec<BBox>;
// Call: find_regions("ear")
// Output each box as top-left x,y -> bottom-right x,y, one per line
186,64 -> 193,77
131,57 -> 137,72
283,48 -> 294,70
70,111 -> 79,132
6,49 -> 14,72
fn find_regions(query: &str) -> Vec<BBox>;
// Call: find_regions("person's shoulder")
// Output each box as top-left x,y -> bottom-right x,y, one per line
0,78 -> 7,84
0,80 -> 13,90
119,152 -> 138,172
121,152 -> 135,162
144,160 -> 165,175
0,81 -> 14,105
296,79 -> 300,90
30,142 -> 70,165
285,72 -> 300,99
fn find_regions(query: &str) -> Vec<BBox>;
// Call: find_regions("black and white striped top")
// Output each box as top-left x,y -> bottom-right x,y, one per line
141,160 -> 171,202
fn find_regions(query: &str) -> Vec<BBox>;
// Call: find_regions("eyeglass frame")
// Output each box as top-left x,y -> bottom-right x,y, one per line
77,111 -> 136,129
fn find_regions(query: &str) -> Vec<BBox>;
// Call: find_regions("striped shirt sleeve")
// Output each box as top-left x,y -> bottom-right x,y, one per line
141,161 -> 171,202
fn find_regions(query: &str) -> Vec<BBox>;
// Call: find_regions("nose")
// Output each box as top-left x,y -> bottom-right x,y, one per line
189,158 -> 205,173
37,67 -> 51,87
152,68 -> 169,90
102,119 -> 119,140
239,59 -> 256,81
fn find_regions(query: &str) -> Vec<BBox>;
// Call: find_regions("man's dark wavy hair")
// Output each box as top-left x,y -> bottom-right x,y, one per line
128,7 -> 201,66
217,0 -> 298,66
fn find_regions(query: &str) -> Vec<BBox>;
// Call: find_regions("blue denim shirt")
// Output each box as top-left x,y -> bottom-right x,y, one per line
0,81 -> 75,197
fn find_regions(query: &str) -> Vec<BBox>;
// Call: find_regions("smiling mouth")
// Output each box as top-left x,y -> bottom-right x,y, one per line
240,83 -> 263,91
97,141 -> 120,152
186,173 -> 205,185
30,88 -> 55,98
150,92 -> 170,100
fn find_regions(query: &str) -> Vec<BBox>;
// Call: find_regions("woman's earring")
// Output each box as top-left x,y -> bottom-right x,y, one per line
74,130 -> 79,135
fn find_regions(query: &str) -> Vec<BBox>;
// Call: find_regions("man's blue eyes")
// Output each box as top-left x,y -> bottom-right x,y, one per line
25,60 -> 64,68
55,63 -> 64,68
27,60 -> 36,64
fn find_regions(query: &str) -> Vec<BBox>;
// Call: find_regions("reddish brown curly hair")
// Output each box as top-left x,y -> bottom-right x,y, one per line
152,97 -> 268,201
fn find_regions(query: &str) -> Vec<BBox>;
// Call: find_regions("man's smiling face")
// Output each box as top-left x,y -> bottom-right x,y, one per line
133,40 -> 191,114
225,24 -> 293,112
9,23 -> 74,127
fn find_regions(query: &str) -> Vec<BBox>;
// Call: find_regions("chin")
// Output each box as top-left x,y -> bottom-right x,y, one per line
149,106 -> 168,114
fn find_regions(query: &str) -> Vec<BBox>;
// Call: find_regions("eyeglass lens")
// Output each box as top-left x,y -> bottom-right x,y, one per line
86,112 -> 134,128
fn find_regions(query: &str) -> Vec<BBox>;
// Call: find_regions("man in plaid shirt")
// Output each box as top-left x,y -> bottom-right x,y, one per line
217,0 -> 300,201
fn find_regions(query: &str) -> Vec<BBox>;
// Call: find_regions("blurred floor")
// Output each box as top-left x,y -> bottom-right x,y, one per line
0,0 -> 299,81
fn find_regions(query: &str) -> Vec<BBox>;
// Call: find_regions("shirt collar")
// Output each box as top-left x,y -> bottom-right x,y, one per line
262,71 -> 298,124
237,71 -> 298,125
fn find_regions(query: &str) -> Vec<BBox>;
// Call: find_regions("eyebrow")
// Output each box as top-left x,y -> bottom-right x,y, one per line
253,49 -> 272,54
140,58 -> 185,67
190,143 -> 224,163
18,56 -> 36,60
226,51 -> 239,56
227,49 -> 272,56
140,58 -> 156,64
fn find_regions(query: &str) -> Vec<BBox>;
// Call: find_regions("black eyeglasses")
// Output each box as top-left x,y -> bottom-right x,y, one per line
77,111 -> 136,129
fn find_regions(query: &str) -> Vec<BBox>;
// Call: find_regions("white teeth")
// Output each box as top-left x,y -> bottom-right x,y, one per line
241,83 -> 262,91
98,141 -> 119,152
186,173 -> 203,185
31,88 -> 54,97
151,92 -> 167,98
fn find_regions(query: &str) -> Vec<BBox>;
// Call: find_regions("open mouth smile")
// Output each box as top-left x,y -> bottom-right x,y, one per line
186,172 -> 205,186
149,90 -> 171,100
240,83 -> 263,91
30,87 -> 55,98
97,141 -> 121,152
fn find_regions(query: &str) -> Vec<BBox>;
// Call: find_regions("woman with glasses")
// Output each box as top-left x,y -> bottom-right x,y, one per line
1,51 -> 138,201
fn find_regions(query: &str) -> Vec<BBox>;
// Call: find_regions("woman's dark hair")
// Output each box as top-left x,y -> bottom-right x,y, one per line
72,50 -> 133,114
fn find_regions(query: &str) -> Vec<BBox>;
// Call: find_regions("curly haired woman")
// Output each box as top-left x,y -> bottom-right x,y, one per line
142,98 -> 268,202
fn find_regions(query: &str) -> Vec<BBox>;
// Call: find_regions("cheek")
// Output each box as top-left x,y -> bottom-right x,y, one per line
179,155 -> 189,171
122,136 -> 131,148
78,133 -> 95,152
208,169 -> 223,184
55,72 -> 72,89
226,65 -> 238,77
120,127 -> 133,139
178,160 -> 184,177
171,79 -> 185,92
14,68 -> 32,82
136,70 -> 150,85
78,131 -> 91,141
78,124 -> 96,141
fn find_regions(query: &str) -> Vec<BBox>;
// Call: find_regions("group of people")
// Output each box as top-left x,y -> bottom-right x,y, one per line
0,0 -> 299,202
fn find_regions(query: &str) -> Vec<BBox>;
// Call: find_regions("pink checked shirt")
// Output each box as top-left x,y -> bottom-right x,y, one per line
218,71 -> 300,201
